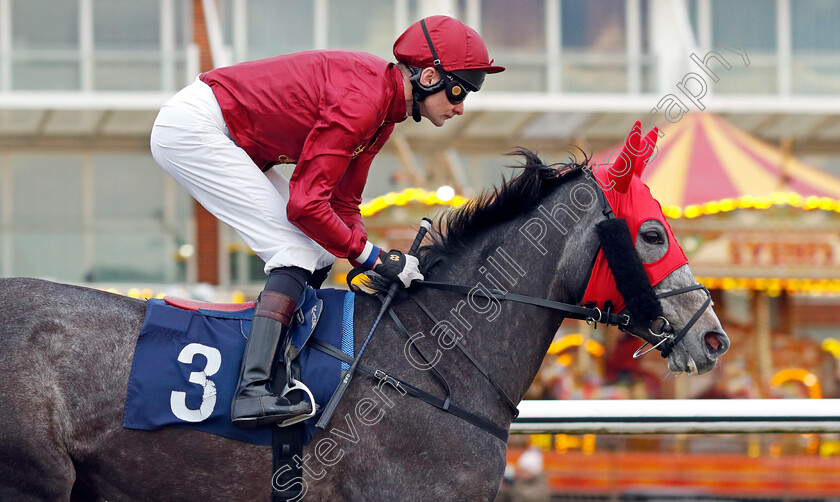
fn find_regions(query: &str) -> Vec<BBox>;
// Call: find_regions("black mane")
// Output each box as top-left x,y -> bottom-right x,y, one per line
418,148 -> 588,274
363,148 -> 589,293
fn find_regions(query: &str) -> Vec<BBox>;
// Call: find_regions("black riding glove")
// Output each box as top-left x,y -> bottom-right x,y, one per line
373,249 -> 424,288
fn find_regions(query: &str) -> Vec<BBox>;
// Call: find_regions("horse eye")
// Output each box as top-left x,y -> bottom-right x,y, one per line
642,231 -> 664,244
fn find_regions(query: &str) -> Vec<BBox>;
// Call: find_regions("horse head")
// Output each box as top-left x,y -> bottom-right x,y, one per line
586,121 -> 730,375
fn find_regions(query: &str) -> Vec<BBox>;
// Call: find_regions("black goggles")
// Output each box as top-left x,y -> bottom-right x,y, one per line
442,69 -> 485,104
442,73 -> 469,104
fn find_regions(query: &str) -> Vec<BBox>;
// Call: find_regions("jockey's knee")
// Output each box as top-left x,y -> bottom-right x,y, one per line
309,265 -> 332,289
264,266 -> 312,301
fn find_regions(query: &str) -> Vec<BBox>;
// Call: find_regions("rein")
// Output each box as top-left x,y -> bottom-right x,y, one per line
335,170 -> 712,442
335,268 -> 634,443
394,260 -> 711,438
415,280 -> 630,327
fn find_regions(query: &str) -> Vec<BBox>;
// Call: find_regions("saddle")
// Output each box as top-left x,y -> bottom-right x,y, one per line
123,286 -> 355,446
164,289 -> 325,427
163,287 -> 323,359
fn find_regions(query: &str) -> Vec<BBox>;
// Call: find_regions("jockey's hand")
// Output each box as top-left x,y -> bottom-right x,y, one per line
374,249 -> 423,288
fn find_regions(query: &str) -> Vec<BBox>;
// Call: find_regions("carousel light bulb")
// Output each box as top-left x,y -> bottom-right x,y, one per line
436,185 -> 456,202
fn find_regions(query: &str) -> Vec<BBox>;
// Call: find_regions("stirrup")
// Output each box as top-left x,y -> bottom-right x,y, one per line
277,377 -> 317,427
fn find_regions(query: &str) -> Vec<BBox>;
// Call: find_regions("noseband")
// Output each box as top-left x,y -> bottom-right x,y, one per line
631,283 -> 711,358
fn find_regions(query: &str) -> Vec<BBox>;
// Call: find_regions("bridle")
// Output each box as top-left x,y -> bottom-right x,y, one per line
340,169 -> 713,441
588,170 -> 713,360
631,283 -> 711,358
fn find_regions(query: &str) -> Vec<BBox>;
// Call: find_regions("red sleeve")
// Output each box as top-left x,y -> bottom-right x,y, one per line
286,91 -> 383,260
330,121 -> 395,234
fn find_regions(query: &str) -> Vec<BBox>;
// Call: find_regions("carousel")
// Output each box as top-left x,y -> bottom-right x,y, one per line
517,115 -> 840,497
630,113 -> 840,401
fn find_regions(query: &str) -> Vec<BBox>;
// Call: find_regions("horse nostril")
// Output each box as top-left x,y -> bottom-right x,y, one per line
705,331 -> 722,352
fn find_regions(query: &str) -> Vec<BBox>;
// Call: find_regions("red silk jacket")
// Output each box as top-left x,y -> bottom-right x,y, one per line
200,50 -> 407,262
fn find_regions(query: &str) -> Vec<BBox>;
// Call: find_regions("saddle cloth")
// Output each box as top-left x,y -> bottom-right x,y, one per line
123,287 -> 355,446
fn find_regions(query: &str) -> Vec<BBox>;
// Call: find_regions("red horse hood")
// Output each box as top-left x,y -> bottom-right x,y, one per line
582,122 -> 688,314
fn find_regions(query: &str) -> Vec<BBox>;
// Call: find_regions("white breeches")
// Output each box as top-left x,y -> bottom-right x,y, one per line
150,78 -> 336,274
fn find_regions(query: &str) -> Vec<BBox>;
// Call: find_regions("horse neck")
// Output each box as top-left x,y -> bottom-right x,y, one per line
417,178 -> 603,404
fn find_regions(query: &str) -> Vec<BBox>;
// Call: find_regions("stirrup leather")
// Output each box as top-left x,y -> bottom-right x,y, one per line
277,336 -> 316,427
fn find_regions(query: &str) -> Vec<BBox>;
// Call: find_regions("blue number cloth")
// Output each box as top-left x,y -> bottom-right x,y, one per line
123,287 -> 354,446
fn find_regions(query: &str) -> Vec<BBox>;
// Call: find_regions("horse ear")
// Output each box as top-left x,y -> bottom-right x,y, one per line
609,121 -> 641,193
634,127 -> 659,178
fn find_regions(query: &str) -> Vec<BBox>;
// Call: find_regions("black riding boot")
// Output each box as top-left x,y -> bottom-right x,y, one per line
231,290 -> 312,428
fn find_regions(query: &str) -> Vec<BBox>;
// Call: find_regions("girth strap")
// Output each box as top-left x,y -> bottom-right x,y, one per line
271,423 -> 305,501
308,338 -> 509,443
415,280 -> 630,327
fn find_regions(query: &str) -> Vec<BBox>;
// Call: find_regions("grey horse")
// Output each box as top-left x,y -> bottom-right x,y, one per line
0,149 -> 728,501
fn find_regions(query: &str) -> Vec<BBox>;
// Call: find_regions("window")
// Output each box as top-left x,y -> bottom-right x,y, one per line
12,156 -> 83,227
711,0 -> 776,94
11,0 -> 81,90
1,152 -> 190,284
93,154 -> 163,220
791,0 -> 840,94
561,0 -> 628,92
227,232 -> 264,286
327,0 -> 394,60
93,0 -> 162,90
9,0 -> 190,92
480,0 -> 547,92
10,156 -> 85,279
245,0 -> 315,59
90,154 -> 188,283
14,232 -> 86,280
687,0 -> 699,39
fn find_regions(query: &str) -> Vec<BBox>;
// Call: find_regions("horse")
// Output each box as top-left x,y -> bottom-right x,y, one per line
0,140 -> 729,501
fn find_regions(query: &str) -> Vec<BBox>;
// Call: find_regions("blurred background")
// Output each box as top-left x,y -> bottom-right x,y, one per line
2,0 -> 840,500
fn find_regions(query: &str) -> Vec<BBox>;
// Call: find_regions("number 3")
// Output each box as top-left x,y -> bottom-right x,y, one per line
170,343 -> 222,422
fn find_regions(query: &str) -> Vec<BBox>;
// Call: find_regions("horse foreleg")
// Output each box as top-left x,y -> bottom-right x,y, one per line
68,479 -> 105,502
0,434 -> 77,501
0,346 -> 78,500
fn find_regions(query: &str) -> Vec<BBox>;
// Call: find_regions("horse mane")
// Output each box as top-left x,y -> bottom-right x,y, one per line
364,148 -> 589,292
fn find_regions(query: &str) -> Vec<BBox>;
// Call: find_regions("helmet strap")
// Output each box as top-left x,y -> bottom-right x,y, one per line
410,18 -> 451,123
411,100 -> 421,123
408,66 -> 445,122
406,18 -> 465,123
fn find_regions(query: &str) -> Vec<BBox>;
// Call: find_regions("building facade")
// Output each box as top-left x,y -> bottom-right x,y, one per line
1,0 -> 839,292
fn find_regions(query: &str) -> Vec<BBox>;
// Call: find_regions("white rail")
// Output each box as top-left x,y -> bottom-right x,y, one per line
511,399 -> 840,434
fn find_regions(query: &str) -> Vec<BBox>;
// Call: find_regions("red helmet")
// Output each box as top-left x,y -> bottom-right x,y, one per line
395,16 -> 503,121
394,15 -> 504,91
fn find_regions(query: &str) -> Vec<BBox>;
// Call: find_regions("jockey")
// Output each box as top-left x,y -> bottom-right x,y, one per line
150,15 -> 504,428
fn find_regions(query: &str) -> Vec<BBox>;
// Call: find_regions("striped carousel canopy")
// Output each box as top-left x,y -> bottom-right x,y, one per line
596,114 -> 840,218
